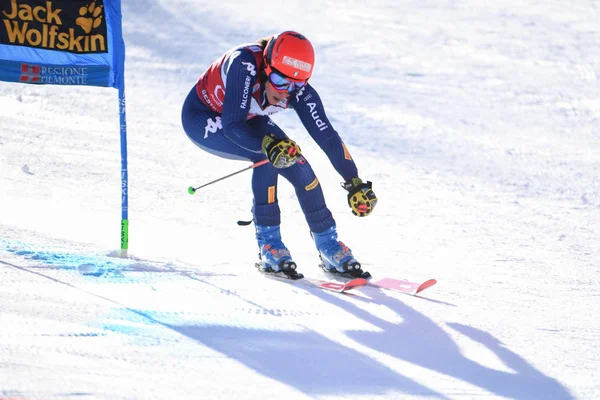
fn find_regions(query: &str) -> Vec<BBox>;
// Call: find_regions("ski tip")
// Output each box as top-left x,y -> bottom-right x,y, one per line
415,279 -> 437,294
368,277 -> 437,296
345,278 -> 368,291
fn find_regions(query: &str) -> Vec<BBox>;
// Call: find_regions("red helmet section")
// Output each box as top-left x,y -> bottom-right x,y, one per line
264,31 -> 315,81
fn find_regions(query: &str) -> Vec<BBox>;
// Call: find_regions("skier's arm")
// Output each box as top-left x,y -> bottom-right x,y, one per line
220,50 -> 263,153
291,85 -> 358,181
292,85 -> 378,217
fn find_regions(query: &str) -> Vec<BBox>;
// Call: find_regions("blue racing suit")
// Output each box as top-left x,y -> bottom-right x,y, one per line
181,43 -> 359,233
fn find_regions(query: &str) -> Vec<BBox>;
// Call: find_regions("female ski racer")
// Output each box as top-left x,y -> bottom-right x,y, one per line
181,31 -> 377,278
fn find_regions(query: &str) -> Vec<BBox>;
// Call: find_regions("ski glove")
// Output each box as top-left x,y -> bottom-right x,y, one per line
343,178 -> 378,217
262,134 -> 301,168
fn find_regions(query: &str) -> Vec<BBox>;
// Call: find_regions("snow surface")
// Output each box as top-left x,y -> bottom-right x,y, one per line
1,0 -> 599,399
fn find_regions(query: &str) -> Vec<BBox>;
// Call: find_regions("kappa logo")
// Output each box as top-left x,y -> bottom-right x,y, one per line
204,116 -> 222,139
295,86 -> 307,102
241,61 -> 256,77
76,1 -> 103,34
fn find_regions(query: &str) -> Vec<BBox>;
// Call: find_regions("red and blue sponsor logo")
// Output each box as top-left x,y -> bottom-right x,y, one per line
20,63 -> 40,82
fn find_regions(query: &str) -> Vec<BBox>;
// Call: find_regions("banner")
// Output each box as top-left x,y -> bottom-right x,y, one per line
0,0 -> 125,89
0,0 -> 129,255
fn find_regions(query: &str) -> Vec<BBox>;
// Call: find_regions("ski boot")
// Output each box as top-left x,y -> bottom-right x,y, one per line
255,224 -> 303,280
312,225 -> 370,279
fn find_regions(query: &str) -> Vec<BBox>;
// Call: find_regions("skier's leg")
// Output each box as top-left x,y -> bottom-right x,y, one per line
247,115 -> 333,230
278,160 -> 363,276
183,89 -> 297,273
250,116 -> 364,276
181,87 -> 263,161
246,116 -> 296,273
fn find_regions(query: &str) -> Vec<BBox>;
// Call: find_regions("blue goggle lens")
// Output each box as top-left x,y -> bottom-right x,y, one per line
269,71 -> 307,93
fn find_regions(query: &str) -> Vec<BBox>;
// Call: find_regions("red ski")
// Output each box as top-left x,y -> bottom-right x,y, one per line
369,277 -> 437,296
257,262 -> 367,294
307,277 -> 368,293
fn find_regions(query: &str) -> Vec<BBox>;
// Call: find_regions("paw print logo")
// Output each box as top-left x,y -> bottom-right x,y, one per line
76,2 -> 104,34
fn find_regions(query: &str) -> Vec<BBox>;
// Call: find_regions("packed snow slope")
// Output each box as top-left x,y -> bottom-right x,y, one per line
1,1 -> 599,399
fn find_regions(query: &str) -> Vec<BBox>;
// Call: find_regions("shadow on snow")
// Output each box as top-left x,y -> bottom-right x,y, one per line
170,324 -> 446,398
315,288 -> 573,400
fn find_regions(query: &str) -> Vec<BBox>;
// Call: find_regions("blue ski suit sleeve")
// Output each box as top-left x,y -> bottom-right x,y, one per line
220,50 -> 263,153
290,85 -> 359,181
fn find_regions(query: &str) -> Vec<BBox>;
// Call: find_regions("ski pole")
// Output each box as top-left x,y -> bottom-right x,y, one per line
188,159 -> 269,195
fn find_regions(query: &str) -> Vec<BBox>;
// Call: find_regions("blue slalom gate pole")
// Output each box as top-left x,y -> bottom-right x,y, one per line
119,85 -> 129,257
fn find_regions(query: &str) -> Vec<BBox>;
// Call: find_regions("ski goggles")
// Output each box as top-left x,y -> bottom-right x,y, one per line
268,70 -> 307,93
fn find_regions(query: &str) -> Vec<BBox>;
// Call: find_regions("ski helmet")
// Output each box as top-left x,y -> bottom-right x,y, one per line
263,31 -> 315,81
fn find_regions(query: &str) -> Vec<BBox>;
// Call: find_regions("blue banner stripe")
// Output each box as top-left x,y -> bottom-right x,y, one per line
0,59 -> 110,85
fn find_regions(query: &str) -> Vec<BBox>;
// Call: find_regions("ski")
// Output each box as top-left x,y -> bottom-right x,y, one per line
369,277 -> 437,296
255,261 -> 435,295
319,263 -> 437,296
306,277 -> 368,293
255,262 -> 366,293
